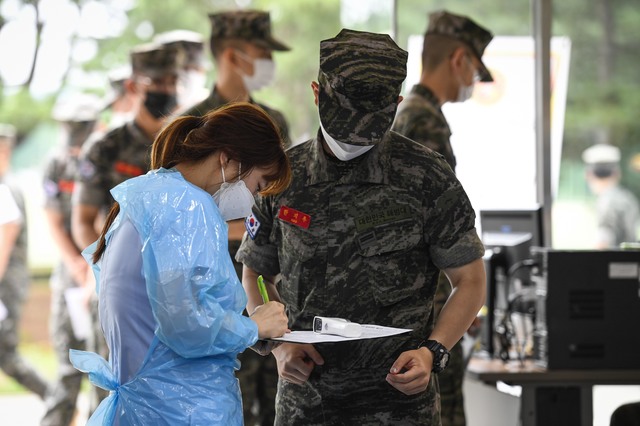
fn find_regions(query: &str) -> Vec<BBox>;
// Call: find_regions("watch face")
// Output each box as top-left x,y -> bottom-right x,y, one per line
441,353 -> 450,368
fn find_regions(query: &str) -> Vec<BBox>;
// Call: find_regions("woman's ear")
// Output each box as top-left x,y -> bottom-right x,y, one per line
219,151 -> 229,169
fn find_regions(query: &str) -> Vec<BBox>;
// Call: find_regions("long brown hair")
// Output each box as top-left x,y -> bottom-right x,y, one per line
93,102 -> 291,263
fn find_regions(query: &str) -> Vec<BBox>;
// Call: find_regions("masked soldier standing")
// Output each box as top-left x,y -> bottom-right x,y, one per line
392,11 -> 494,426
0,124 -> 51,401
154,29 -> 209,109
41,94 -> 101,426
181,10 -> 291,426
238,29 -> 486,425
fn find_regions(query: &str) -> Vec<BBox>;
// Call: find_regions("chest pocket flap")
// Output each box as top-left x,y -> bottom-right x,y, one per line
357,218 -> 424,306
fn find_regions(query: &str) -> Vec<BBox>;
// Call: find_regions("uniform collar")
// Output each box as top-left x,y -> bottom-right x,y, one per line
410,84 -> 441,108
209,86 -> 256,107
304,129 -> 391,187
126,121 -> 154,145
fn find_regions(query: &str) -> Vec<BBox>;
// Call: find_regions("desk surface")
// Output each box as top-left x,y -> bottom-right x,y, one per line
467,357 -> 640,386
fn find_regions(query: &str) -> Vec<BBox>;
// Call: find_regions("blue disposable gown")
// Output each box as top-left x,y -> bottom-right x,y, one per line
70,168 -> 259,425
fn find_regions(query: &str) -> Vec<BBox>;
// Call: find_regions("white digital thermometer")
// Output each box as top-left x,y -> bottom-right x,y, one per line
313,316 -> 362,338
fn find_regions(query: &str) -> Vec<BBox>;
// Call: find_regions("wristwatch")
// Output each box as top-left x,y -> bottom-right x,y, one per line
421,340 -> 450,373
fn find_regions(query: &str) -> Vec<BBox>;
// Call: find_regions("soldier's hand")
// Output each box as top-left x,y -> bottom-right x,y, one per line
69,255 -> 88,286
272,343 -> 324,385
385,348 -> 432,395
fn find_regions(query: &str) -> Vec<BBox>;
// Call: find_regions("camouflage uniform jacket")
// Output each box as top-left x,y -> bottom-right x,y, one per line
43,151 -> 84,292
44,151 -> 80,235
74,122 -> 153,212
393,84 -> 456,172
237,130 -> 484,423
181,86 -> 291,148
597,185 -> 640,247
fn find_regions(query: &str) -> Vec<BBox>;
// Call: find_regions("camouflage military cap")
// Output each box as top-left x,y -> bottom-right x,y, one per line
426,10 -> 494,82
154,30 -> 205,69
208,10 -> 290,51
130,42 -> 185,79
318,29 -> 408,146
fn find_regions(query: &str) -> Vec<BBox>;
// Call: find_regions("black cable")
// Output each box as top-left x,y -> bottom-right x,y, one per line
507,258 -> 537,277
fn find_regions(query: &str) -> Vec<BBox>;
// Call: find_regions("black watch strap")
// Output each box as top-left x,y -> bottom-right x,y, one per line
420,339 -> 450,373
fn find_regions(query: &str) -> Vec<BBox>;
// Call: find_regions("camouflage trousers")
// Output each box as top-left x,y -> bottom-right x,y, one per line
273,365 -> 441,426
237,350 -> 278,426
437,342 -> 465,426
0,275 -> 50,399
41,265 -> 85,426
434,272 -> 466,426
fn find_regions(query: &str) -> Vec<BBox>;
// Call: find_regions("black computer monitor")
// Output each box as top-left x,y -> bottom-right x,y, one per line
480,207 -> 544,247
478,206 -> 544,359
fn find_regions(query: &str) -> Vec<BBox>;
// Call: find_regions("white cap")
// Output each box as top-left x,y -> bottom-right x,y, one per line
582,144 -> 621,165
153,29 -> 204,45
52,93 -> 103,122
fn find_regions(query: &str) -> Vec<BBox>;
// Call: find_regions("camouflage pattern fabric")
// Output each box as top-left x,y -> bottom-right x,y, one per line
432,273 -> 466,426
182,88 -> 286,426
394,80 -> 467,426
0,183 -> 50,399
425,10 -> 494,82
237,130 -> 485,425
130,43 -> 185,79
393,85 -> 455,172
596,185 -> 640,247
182,87 -> 291,148
74,122 -> 154,212
209,10 -> 290,51
153,30 -> 205,69
317,29 -> 408,145
41,153 -> 86,425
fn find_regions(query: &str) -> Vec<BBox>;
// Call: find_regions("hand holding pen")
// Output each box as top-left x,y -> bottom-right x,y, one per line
249,275 -> 290,340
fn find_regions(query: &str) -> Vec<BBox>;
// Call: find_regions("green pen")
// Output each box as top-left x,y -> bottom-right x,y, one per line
257,275 -> 270,304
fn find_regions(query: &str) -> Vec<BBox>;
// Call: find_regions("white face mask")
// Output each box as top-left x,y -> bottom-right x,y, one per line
235,50 -> 275,92
179,70 -> 207,106
108,112 -> 135,129
212,164 -> 255,221
456,56 -> 480,103
319,119 -> 374,161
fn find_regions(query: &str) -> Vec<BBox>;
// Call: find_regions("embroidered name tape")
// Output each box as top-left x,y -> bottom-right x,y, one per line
114,161 -> 144,177
278,206 -> 311,229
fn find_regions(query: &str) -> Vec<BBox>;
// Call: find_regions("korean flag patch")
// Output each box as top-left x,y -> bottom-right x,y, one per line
245,213 -> 261,240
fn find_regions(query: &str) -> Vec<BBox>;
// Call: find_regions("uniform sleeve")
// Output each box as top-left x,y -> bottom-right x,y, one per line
235,195 -> 281,276
596,200 -> 617,247
73,136 -> 110,207
422,163 -> 484,270
394,107 -> 455,170
137,194 -> 259,358
42,157 -> 62,211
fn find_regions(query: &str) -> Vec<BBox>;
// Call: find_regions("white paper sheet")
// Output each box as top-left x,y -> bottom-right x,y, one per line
64,287 -> 91,341
269,324 -> 412,344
